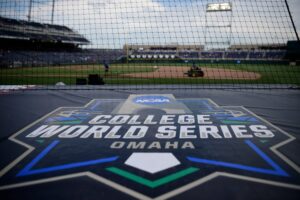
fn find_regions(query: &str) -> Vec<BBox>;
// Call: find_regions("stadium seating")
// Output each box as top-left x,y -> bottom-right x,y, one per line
0,50 -> 124,68
265,51 -> 286,60
178,52 -> 199,59
201,52 -> 224,59
127,50 -> 287,61
249,52 -> 265,59
0,16 -> 89,45
0,49 -> 288,68
225,51 -> 248,59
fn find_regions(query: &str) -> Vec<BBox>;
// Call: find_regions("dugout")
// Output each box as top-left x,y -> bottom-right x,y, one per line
286,41 -> 300,62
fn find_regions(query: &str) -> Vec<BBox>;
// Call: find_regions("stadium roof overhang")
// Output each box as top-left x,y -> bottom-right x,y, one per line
0,35 -> 30,40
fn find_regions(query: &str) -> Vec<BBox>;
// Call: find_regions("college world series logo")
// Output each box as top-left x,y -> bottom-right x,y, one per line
0,94 -> 299,199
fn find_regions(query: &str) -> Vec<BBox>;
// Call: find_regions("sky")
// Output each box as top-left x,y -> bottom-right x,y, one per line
0,0 -> 299,49
288,0 -> 300,34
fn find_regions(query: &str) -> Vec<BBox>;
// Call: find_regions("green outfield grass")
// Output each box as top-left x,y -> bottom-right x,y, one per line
0,63 -> 299,85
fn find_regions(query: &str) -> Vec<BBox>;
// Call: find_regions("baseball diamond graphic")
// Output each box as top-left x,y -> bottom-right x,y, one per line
0,94 -> 299,199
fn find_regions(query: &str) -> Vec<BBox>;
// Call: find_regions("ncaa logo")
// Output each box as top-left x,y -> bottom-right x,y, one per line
133,95 -> 170,105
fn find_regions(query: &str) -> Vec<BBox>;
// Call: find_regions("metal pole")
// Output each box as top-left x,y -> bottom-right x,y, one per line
228,2 -> 233,48
28,0 -> 33,21
204,9 -> 207,50
284,0 -> 299,41
51,0 -> 55,24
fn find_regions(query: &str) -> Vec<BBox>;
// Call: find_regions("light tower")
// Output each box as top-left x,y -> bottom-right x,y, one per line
51,0 -> 55,24
27,0 -> 56,24
204,2 -> 233,50
27,0 -> 33,21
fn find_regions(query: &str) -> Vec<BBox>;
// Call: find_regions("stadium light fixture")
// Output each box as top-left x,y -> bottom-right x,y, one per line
206,2 -> 232,12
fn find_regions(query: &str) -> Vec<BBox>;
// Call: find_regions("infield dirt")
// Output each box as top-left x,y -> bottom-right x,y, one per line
123,66 -> 261,80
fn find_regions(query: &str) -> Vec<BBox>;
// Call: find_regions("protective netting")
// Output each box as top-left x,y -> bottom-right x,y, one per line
0,0 -> 299,89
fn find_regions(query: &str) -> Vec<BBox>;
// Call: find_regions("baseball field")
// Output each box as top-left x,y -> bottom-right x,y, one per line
0,63 -> 299,85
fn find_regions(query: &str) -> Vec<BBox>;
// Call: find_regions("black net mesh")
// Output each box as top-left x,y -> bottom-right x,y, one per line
0,0 -> 299,89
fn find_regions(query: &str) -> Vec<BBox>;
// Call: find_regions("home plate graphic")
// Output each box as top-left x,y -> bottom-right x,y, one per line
0,94 -> 299,199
